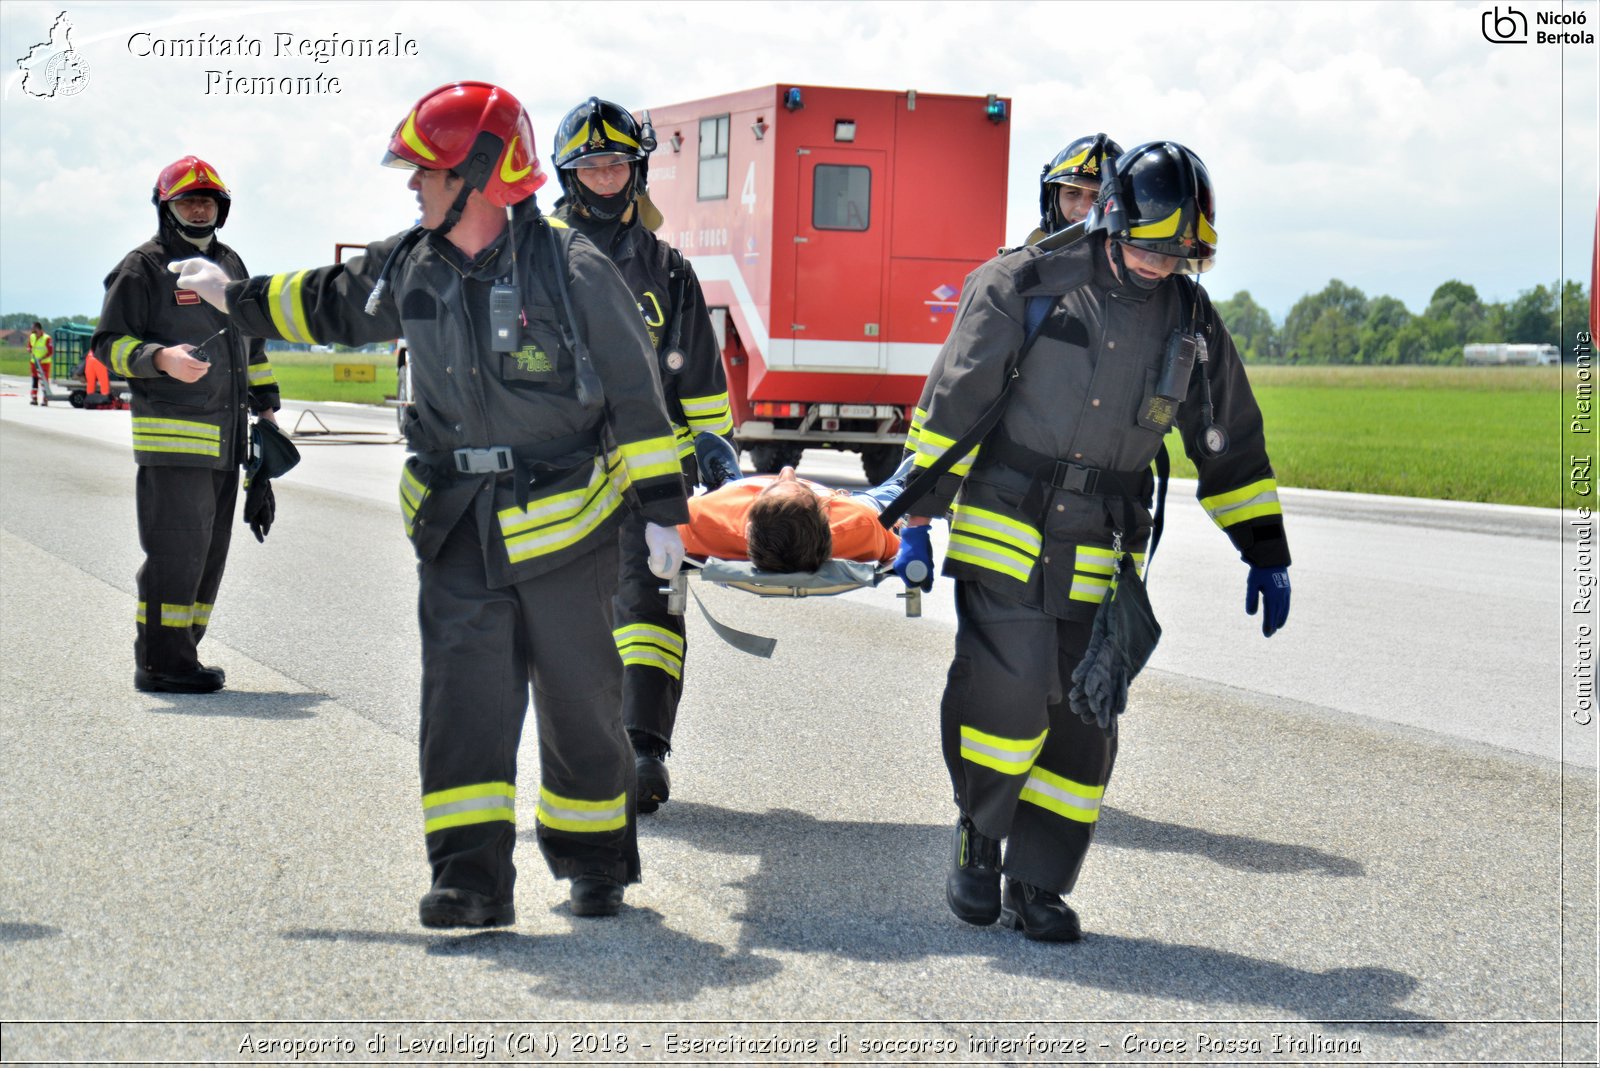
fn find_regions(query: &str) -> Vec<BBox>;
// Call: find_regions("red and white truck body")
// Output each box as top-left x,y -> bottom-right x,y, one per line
641,84 -> 1010,482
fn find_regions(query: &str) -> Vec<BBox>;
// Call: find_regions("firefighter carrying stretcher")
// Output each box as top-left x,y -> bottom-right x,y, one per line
550,97 -> 736,815
894,139 -> 1292,943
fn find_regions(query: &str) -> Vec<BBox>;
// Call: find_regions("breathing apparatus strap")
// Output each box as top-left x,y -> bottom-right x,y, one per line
539,210 -> 605,411
876,292 -> 1059,530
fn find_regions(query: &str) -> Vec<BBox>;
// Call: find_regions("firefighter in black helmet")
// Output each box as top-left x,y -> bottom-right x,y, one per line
1037,133 -> 1124,237
902,140 -> 1291,942
552,97 -> 736,816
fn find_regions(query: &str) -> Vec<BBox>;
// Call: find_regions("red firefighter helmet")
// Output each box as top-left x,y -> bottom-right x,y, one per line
382,81 -> 546,207
151,155 -> 231,227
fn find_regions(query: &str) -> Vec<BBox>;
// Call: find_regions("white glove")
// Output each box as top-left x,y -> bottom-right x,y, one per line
167,258 -> 231,312
644,522 -> 685,579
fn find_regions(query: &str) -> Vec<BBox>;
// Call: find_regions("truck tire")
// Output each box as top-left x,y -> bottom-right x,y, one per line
860,445 -> 902,486
748,443 -> 804,473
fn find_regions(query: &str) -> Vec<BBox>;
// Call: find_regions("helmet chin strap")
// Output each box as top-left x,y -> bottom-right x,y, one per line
576,182 -> 633,221
167,203 -> 217,241
1111,242 -> 1163,292
432,180 -> 475,238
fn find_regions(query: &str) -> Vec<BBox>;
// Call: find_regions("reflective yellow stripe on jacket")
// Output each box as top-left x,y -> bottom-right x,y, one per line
266,271 -> 318,345
613,622 -> 685,679
247,361 -> 278,387
398,464 -> 429,538
947,504 -> 1041,584
616,432 -> 683,486
1200,478 -> 1282,529
496,457 -> 623,564
132,417 -> 221,458
1069,546 -> 1148,604
109,335 -> 143,377
535,786 -> 627,834
422,781 -> 516,834
907,407 -> 980,478
680,391 -> 734,437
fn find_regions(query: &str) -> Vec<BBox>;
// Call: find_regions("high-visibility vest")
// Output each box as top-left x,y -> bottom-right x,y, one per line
28,333 -> 50,362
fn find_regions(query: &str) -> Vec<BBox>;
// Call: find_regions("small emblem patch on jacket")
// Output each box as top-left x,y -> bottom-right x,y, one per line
174,290 -> 201,305
513,346 -> 553,373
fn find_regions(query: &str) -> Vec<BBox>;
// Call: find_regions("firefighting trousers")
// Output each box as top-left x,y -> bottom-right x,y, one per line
417,512 -> 639,901
940,579 -> 1119,896
613,510 -> 686,749
134,465 -> 238,674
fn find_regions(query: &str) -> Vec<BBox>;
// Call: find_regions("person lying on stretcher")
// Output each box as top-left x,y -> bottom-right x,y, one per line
680,433 -> 902,572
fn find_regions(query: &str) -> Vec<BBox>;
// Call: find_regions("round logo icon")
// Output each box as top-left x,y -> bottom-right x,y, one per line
44,50 -> 90,97
663,350 -> 686,372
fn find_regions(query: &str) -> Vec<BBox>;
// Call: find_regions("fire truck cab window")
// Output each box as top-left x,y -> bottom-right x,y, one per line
812,164 -> 871,231
698,115 -> 730,200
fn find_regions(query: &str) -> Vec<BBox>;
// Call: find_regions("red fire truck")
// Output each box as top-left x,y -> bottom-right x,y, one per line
642,84 -> 1010,483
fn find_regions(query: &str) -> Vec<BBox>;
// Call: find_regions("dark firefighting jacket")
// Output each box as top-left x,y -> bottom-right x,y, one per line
92,231 -> 278,469
906,235 -> 1290,623
552,202 -> 733,464
223,201 -> 689,587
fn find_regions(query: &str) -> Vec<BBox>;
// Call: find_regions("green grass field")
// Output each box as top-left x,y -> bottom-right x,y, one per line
3,347 -> 1569,508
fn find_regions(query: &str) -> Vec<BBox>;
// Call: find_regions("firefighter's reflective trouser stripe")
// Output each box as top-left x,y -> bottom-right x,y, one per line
614,509 -> 686,749
418,511 -> 637,901
134,465 -> 237,675
940,579 -> 1118,896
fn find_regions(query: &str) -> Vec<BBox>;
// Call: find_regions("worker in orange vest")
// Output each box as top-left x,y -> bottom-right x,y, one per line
83,351 -> 112,402
26,322 -> 52,405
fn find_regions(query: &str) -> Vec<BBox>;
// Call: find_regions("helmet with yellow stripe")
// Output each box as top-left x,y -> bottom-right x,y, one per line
382,81 -> 546,207
1088,141 -> 1217,276
152,155 -> 231,232
552,97 -> 655,221
1039,134 -> 1122,233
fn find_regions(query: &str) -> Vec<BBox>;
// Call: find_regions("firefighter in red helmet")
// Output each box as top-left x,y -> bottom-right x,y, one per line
172,82 -> 689,928
900,141 -> 1291,942
90,155 -> 280,694
551,96 -> 735,814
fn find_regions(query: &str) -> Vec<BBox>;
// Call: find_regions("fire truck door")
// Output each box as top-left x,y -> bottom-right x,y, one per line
791,148 -> 886,370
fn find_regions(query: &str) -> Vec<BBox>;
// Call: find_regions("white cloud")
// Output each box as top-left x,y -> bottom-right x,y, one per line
1,0 -> 1594,323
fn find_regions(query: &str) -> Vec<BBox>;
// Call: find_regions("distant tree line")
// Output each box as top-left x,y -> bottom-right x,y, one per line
1,313 -> 97,332
1217,279 -> 1591,364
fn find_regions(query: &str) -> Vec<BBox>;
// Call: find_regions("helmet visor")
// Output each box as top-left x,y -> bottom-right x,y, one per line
1117,240 -> 1214,277
565,152 -> 634,171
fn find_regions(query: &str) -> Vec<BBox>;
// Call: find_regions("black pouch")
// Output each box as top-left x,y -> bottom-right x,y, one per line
1068,554 -> 1162,729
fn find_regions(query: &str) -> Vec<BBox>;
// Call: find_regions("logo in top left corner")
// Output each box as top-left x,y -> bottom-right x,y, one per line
15,10 -> 91,98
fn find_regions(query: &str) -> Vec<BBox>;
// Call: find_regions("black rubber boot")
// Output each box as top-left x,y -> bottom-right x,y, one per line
570,875 -> 624,917
999,878 -> 1082,942
418,887 -> 515,928
135,666 -> 225,693
946,814 -> 1003,926
634,742 -> 670,815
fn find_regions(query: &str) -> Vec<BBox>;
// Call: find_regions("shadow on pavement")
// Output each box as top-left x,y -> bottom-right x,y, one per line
1101,809 -> 1364,876
284,908 -> 781,1003
0,922 -> 60,944
636,802 -> 1425,1032
144,691 -> 329,720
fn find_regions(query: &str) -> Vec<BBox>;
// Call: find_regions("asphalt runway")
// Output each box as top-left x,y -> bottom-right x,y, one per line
0,389 -> 1594,1065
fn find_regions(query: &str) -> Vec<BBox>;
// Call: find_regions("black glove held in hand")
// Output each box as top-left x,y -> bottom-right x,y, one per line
243,478 -> 275,542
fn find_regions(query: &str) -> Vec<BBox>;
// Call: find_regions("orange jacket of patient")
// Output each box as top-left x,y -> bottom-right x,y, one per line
678,477 -> 901,564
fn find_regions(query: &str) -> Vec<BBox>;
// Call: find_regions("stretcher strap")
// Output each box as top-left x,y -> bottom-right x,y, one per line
688,585 -> 776,659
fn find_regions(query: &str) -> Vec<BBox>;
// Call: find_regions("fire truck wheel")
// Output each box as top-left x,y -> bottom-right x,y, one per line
748,444 -> 804,474
861,446 -> 901,486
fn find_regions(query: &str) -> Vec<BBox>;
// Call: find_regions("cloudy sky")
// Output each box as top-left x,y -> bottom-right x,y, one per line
1,0 -> 1594,323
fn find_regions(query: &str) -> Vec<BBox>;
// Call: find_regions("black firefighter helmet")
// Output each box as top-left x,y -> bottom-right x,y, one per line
1038,133 -> 1123,234
1086,140 -> 1218,277
552,97 -> 657,222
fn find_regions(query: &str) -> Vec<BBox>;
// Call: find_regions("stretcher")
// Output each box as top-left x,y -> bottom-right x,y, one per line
663,556 -> 920,657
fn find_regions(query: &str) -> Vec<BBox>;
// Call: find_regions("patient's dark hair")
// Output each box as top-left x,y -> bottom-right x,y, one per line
746,492 -> 832,573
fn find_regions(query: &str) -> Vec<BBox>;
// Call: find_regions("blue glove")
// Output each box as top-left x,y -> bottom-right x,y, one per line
895,524 -> 935,592
694,431 -> 742,490
1245,565 -> 1291,637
